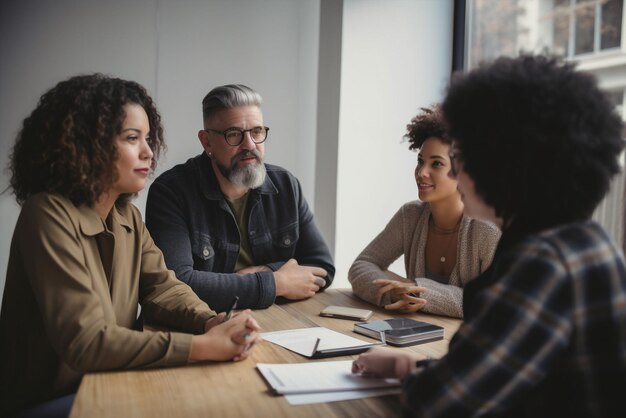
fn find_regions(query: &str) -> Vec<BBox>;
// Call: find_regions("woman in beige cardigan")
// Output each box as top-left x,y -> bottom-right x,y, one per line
0,74 -> 261,418
348,105 -> 500,318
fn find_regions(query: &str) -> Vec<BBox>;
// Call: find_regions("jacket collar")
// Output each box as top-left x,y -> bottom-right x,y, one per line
78,203 -> 134,236
194,152 -> 278,201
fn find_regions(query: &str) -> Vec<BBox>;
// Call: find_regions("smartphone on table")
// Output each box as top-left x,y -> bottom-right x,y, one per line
319,305 -> 373,321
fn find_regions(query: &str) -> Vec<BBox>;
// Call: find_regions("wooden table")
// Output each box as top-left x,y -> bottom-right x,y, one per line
70,289 -> 461,418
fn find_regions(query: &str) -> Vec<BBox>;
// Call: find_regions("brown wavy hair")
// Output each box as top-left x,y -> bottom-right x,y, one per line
9,73 -> 165,206
404,104 -> 450,150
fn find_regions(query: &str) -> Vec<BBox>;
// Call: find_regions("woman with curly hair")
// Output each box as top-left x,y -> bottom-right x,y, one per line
348,104 -> 500,318
353,54 -> 626,417
0,74 -> 261,418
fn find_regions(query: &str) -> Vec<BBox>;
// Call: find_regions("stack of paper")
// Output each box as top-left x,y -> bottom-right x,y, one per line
257,360 -> 402,405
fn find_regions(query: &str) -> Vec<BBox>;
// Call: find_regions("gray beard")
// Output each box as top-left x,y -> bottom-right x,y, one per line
216,151 -> 266,189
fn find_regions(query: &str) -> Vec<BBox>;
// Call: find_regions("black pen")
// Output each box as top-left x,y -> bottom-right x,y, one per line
224,296 -> 239,321
311,337 -> 321,357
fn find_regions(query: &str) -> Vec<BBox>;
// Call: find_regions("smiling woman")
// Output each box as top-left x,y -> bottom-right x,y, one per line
348,104 -> 500,319
0,74 -> 262,418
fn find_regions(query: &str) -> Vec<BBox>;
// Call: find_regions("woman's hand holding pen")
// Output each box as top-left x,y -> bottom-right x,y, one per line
373,279 -> 428,313
190,309 -> 262,362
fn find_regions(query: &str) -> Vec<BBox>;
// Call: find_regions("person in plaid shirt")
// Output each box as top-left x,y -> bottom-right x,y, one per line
352,54 -> 626,417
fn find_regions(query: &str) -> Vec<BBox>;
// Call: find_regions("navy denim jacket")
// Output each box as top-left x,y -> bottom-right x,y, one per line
145,153 -> 335,312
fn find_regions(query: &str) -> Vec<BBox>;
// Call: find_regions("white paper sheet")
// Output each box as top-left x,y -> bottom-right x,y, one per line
261,327 -> 377,357
257,360 -> 401,395
285,387 -> 402,405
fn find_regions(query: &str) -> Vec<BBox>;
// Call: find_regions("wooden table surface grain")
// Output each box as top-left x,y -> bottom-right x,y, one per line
70,288 -> 461,418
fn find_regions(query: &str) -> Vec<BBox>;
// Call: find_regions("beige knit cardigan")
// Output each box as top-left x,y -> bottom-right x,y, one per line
348,200 -> 501,318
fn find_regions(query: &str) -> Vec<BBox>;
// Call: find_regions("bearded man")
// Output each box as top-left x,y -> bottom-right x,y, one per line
146,84 -> 334,312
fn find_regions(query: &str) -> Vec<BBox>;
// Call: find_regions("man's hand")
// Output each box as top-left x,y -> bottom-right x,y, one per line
373,279 -> 427,313
274,258 -> 328,300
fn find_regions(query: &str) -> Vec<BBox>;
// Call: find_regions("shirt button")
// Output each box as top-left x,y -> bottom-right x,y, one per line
283,238 -> 291,245
203,248 -> 210,257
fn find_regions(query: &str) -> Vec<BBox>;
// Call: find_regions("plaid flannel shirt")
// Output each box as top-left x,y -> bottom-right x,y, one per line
403,221 -> 626,417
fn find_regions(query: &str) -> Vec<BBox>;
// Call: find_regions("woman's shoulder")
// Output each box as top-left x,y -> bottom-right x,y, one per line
396,200 -> 429,226
527,221 -> 615,257
399,200 -> 428,215
13,193 -> 87,238
21,192 -> 78,218
461,217 -> 502,258
23,191 -> 71,206
465,217 -> 501,238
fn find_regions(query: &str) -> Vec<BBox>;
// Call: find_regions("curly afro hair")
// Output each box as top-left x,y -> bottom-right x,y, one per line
405,104 -> 449,151
9,73 -> 165,207
442,54 -> 625,233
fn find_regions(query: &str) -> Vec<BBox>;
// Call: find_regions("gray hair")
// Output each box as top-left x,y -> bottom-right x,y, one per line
202,84 -> 262,123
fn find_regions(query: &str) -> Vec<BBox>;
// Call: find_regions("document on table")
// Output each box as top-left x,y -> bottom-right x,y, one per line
285,387 -> 402,405
261,327 -> 381,358
257,360 -> 402,405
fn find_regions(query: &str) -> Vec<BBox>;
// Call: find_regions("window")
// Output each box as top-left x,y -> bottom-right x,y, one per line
465,0 -> 624,67
607,88 -> 625,118
555,0 -> 623,56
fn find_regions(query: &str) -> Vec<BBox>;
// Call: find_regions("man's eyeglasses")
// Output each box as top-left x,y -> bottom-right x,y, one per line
204,126 -> 269,146
449,148 -> 463,177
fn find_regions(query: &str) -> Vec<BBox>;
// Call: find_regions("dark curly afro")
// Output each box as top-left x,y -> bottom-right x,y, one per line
442,54 -> 625,233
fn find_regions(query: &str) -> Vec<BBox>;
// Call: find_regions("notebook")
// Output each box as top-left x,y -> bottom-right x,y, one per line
353,318 -> 444,347
262,327 -> 384,358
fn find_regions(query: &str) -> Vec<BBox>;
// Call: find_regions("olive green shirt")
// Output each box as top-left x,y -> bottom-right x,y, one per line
0,193 -> 216,416
226,193 -> 254,271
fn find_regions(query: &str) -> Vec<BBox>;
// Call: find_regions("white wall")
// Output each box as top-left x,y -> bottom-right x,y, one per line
152,0 -> 320,196
332,0 -> 453,288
